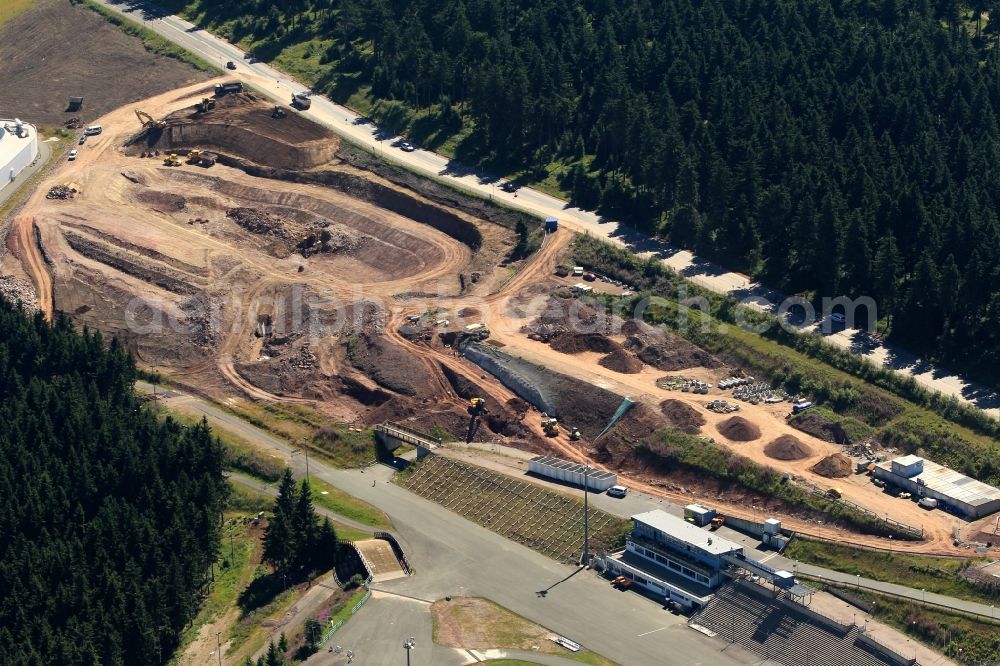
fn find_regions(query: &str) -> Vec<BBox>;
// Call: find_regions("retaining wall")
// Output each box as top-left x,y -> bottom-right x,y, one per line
462,343 -> 556,415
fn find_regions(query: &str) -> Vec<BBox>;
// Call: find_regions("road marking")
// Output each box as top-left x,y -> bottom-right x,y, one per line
759,553 -> 780,563
637,627 -> 667,637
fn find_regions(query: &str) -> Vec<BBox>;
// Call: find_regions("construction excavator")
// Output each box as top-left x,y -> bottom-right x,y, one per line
163,152 -> 182,167
135,109 -> 166,129
465,397 -> 488,443
196,97 -> 216,113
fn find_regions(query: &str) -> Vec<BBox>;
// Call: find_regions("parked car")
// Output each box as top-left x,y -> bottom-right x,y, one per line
607,485 -> 628,498
78,135 -> 86,145
67,149 -> 78,161
400,141 -> 416,152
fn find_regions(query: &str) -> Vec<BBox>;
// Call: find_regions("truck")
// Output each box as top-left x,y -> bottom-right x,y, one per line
214,81 -> 244,96
292,93 -> 312,110
709,515 -> 726,530
791,401 -> 814,415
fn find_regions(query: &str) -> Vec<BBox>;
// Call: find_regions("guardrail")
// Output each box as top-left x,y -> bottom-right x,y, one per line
800,571 -> 1000,625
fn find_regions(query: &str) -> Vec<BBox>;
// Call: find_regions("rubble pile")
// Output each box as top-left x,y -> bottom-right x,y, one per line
0,275 -> 38,311
64,117 -> 81,129
226,207 -> 288,237
46,185 -> 76,200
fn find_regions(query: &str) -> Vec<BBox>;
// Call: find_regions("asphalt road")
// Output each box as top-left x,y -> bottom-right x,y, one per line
142,383 -> 759,666
91,0 -> 1000,419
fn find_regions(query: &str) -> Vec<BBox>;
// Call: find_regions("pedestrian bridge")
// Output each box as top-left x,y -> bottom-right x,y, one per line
374,422 -> 441,459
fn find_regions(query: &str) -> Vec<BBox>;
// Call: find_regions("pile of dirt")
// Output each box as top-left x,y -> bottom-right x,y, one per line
621,319 -> 723,371
0,275 -> 37,311
659,399 -> 706,434
226,207 -> 288,238
296,227 -> 363,257
716,416 -> 761,441
790,411 -> 849,444
46,185 -> 76,200
764,435 -> 813,460
811,453 -> 852,478
550,332 -> 621,355
346,333 -> 430,396
598,348 -> 643,374
522,297 -> 621,342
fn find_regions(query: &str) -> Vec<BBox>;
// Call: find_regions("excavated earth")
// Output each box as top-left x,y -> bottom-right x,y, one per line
764,434 -> 813,461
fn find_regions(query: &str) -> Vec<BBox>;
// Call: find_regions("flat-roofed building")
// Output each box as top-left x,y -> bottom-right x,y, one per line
874,455 -> 1000,518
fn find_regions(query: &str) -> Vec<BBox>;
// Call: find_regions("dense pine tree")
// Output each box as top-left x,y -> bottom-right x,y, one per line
263,470 -> 339,581
0,299 -> 228,665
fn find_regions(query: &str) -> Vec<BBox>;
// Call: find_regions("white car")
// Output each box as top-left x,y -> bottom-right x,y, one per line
68,150 -> 79,161
400,141 -> 416,152
607,485 -> 628,498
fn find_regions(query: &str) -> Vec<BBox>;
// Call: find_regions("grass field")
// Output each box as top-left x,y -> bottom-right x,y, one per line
224,401 -> 376,468
0,0 -> 34,27
785,538 -> 994,605
310,477 -> 391,530
397,456 -> 629,564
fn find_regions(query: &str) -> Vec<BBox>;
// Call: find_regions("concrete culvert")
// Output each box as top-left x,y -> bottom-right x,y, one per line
811,452 -> 852,478
764,434 -> 813,460
716,416 -> 761,442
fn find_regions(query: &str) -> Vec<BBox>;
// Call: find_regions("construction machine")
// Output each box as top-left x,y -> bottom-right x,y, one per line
465,397 -> 488,443
542,417 -> 559,437
135,109 -> 166,129
569,427 -> 581,441
163,153 -> 182,167
710,515 -> 726,530
272,105 -> 287,119
186,149 -> 202,164
196,97 -> 216,113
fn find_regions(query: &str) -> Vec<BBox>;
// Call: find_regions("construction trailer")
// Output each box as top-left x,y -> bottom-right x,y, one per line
67,96 -> 84,111
214,81 -> 244,96
527,455 -> 617,492
545,217 -> 559,232
684,503 -> 717,527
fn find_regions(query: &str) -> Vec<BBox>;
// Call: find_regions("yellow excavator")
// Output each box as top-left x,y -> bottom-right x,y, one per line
465,397 -> 488,443
187,149 -> 202,164
135,109 -> 166,129
196,97 -> 216,113
163,152 -> 182,167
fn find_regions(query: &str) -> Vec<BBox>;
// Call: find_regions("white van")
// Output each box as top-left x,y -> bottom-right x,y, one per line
607,485 -> 628,498
84,125 -> 103,136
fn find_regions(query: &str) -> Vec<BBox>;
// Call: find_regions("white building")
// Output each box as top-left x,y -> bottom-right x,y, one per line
0,119 -> 38,184
873,454 -> 1000,518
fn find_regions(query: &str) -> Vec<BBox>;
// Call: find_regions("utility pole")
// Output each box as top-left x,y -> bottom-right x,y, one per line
583,464 -> 590,562
216,631 -> 222,666
291,447 -> 310,483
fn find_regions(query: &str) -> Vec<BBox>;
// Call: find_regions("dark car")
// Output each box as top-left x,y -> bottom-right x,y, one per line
226,61 -> 237,70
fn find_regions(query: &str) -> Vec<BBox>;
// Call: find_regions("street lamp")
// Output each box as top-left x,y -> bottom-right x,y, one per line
403,637 -> 415,666
582,464 -> 591,566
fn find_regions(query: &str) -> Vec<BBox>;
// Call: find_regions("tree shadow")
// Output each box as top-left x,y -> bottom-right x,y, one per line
237,572 -> 285,614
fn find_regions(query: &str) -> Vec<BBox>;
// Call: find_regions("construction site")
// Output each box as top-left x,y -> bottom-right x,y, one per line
3,76 -> 998,568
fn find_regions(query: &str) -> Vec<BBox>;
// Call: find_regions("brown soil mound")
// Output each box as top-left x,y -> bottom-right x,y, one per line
598,348 -> 643,374
811,453 -> 852,478
764,435 -> 813,460
550,332 -> 621,355
716,416 -> 761,442
458,307 -> 481,318
621,319 -> 723,371
659,399 -> 706,434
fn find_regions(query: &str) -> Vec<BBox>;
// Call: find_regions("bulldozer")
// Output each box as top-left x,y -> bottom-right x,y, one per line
135,109 -> 166,129
465,397 -> 488,443
569,427 -> 581,441
163,153 -> 182,167
196,97 -> 216,113
542,417 -> 559,437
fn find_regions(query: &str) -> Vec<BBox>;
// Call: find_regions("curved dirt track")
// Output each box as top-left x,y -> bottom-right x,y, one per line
11,218 -> 52,319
